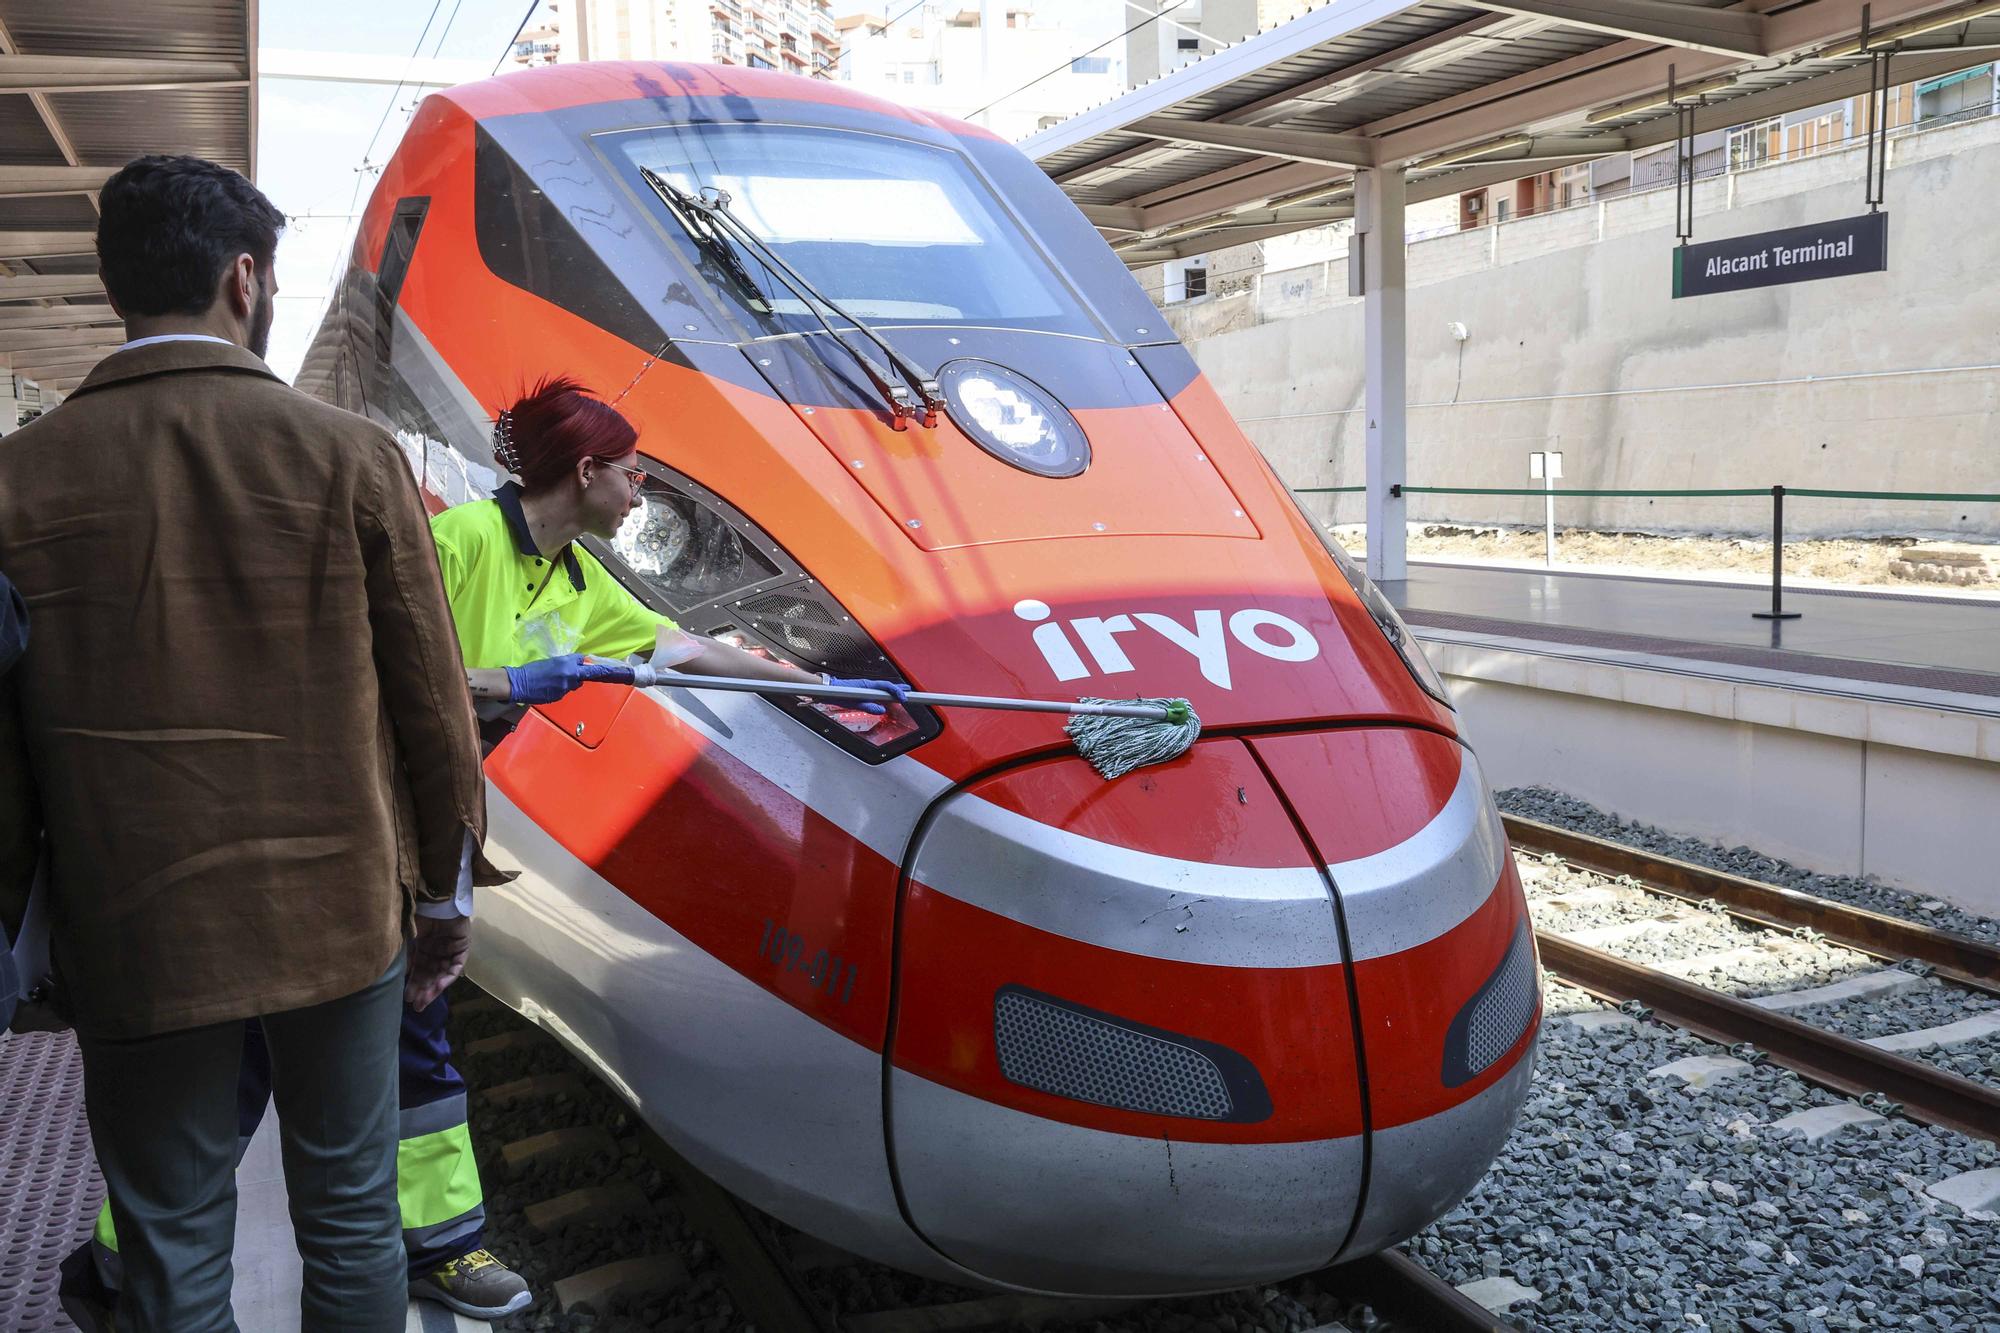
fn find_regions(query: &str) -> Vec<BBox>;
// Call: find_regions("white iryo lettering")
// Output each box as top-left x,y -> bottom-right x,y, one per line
1133,610 -> 1233,689
1229,609 -> 1319,662
1015,599 -> 1091,682
1018,600 -> 1323,689
1071,615 -> 1139,675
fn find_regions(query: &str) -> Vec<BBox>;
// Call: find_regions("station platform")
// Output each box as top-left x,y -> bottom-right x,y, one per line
0,1028 -> 476,1333
1390,561 -> 2000,697
1390,562 -> 2000,917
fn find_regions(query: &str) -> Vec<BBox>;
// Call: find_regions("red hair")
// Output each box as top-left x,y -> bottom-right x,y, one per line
494,375 -> 638,492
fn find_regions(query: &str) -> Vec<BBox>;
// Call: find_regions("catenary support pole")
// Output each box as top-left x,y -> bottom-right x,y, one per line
1752,484 -> 1802,621
1358,166 -> 1407,582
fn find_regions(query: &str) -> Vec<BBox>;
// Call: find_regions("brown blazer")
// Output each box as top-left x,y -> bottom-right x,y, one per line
0,339 -> 496,1039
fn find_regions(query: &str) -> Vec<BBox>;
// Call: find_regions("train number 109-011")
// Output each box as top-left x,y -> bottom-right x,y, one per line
758,919 -> 859,1004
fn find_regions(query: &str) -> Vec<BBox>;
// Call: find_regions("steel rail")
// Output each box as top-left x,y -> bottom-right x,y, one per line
1315,1249 -> 1512,1332
1505,815 -> 2000,996
1536,933 -> 2000,1145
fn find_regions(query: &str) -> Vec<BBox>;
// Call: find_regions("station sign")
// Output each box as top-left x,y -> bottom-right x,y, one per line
1672,212 -> 1888,299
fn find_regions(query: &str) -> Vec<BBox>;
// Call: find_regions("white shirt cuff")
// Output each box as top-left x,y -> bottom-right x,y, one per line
414,832 -> 478,919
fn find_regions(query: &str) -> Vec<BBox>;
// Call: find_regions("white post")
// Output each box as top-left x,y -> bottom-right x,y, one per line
1357,167 -> 1407,583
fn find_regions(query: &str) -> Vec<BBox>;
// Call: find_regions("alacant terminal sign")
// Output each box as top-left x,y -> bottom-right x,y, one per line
1673,212 -> 1888,299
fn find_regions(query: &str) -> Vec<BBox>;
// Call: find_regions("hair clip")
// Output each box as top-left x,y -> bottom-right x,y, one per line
492,408 -> 521,474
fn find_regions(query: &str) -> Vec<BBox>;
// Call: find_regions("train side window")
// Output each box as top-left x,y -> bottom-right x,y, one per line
374,198 -> 428,366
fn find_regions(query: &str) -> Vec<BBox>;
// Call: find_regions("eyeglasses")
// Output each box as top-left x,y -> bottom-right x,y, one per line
597,460 -> 648,493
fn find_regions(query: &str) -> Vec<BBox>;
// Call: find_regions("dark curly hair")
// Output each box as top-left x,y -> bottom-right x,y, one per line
96,155 -> 286,317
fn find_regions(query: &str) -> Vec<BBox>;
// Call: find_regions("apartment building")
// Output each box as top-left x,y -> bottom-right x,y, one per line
835,2 -> 1128,141
510,0 -> 843,76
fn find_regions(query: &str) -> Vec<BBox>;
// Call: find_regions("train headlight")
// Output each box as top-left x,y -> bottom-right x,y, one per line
938,360 -> 1090,479
590,460 -> 942,762
1288,495 -> 1455,710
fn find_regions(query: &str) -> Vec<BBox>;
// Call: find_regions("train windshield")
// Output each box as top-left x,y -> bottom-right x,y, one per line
607,124 -> 1101,338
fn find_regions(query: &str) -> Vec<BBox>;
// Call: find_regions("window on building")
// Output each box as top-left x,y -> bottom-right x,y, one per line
1177,37 -> 1201,50
1552,163 -> 1591,208
1183,267 -> 1208,299
1727,117 -> 1781,171
902,68 -> 915,83
1070,55 -> 1110,74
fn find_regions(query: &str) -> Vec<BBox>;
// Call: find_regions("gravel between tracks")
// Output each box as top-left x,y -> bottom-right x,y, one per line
1411,984 -> 2000,1333
1810,984 -> 2000,1087
1499,788 -> 2000,945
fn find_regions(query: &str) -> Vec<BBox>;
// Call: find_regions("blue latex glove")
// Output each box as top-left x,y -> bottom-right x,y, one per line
505,654 -> 636,705
821,675 -> 909,716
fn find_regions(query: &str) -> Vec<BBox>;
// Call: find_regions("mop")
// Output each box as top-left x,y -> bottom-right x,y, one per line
617,628 -> 1199,781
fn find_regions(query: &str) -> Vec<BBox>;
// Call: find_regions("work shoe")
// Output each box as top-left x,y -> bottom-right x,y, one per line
410,1249 -> 532,1320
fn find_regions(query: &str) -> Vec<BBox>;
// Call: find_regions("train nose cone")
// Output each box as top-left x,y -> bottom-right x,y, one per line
886,729 -> 1538,1294
1251,729 -> 1541,1259
888,739 -> 1367,1295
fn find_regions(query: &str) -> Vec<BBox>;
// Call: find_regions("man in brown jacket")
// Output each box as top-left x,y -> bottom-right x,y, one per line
0,155 -> 497,1331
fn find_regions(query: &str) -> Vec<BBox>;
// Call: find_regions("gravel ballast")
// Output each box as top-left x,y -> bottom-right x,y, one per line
1412,983 -> 2000,1332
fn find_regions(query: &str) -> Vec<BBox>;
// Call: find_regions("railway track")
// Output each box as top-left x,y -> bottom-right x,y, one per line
1507,816 -> 2000,1144
447,991 -> 1507,1333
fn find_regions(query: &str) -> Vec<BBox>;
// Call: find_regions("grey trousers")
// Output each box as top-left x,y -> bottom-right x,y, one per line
79,952 -> 408,1333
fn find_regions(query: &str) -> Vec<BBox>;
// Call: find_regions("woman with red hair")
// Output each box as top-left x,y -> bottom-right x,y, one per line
440,374 -> 888,712
419,375 -> 908,1315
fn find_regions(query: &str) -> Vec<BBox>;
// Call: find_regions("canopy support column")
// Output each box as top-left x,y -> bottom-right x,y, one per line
1357,166 -> 1407,583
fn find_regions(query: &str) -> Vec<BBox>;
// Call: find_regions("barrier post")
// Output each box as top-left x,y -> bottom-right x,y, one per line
1751,484 -> 1802,621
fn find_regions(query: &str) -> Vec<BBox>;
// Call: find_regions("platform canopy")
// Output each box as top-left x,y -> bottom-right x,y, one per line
1024,0 -> 1999,584
0,0 -> 257,399
1026,0 -> 2000,265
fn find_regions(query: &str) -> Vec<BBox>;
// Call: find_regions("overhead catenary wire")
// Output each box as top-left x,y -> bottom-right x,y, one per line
965,0 -> 1193,119
298,0 -> 538,374
491,0 -> 549,76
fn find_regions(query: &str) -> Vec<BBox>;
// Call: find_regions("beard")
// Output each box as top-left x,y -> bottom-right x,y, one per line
247,278 -> 275,360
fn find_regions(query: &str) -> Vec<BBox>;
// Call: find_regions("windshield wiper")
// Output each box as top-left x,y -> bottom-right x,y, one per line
639,166 -> 774,317
638,167 -> 944,431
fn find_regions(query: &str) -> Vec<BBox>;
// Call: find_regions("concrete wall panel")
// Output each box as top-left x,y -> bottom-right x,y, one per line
1163,118 -> 2000,539
1455,678 -> 1870,878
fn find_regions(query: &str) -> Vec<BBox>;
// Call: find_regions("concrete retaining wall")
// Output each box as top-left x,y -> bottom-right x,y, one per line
1167,117 -> 2000,540
1424,631 -> 2000,915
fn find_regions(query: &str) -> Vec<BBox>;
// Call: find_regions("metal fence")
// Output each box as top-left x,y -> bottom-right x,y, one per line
1295,484 -> 2000,617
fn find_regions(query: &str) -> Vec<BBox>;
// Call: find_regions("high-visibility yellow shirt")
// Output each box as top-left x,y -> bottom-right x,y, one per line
429,482 -> 675,670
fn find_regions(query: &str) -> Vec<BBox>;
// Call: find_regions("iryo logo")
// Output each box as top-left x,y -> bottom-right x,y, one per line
1013,599 -> 1319,690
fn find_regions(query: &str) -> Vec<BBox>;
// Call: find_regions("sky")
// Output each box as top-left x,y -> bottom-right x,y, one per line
258,0 -> 549,381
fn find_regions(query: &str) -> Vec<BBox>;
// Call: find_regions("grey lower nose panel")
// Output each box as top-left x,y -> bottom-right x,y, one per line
888,1069 -> 1364,1295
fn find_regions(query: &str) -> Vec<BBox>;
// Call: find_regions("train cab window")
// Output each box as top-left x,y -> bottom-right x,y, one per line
605,123 -> 1100,338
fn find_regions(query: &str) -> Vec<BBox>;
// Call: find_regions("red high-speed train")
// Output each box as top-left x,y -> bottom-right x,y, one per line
300,61 -> 1539,1297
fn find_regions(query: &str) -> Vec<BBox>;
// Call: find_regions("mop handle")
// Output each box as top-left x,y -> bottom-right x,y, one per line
625,665 -> 1175,722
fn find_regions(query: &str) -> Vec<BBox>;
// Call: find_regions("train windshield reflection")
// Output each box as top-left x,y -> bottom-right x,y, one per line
606,123 -> 1101,337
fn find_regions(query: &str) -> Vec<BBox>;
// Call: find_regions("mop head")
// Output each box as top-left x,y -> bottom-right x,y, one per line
1065,698 -> 1201,780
